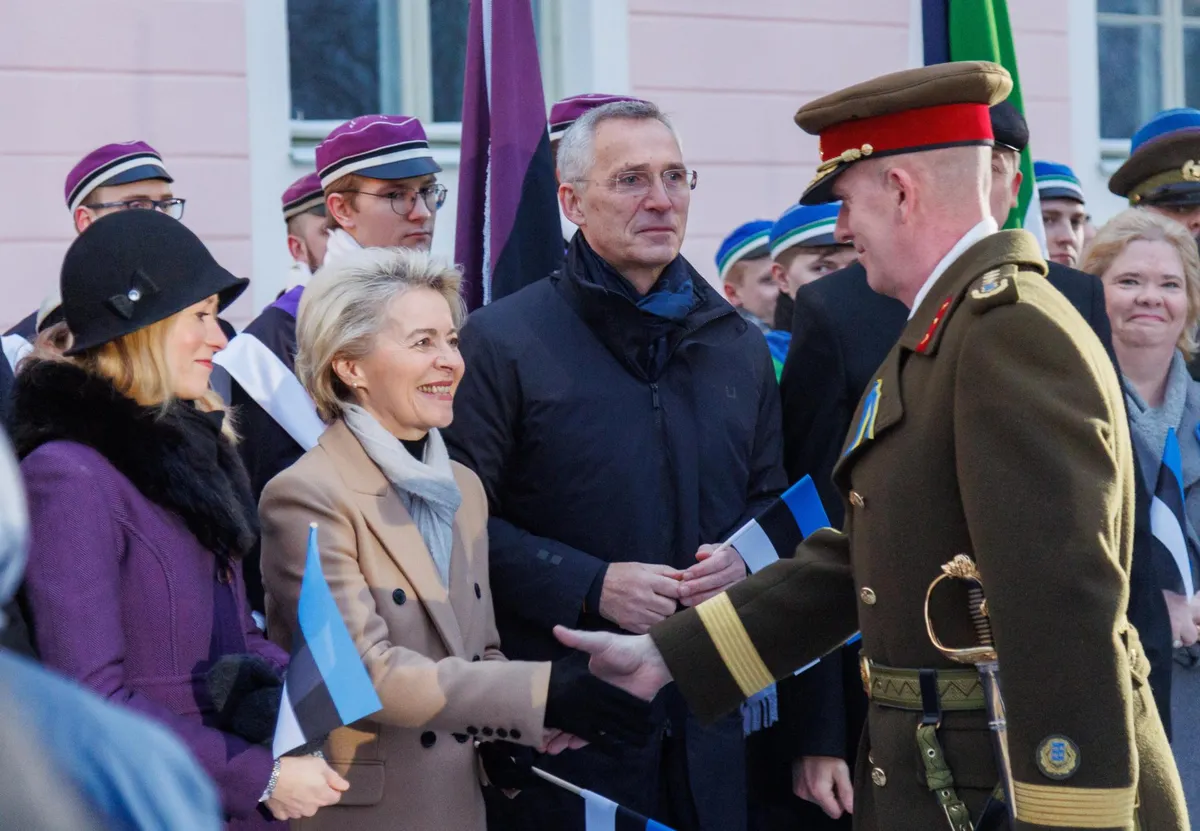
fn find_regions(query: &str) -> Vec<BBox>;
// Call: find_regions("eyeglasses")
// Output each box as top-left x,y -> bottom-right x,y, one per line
573,169 -> 697,198
83,197 -> 186,219
341,184 -> 448,216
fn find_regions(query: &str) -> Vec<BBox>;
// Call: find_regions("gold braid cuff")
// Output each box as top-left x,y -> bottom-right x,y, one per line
1012,781 -> 1136,828
694,593 -> 774,697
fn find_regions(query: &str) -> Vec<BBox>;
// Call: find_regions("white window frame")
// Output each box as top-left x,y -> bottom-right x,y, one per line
287,0 -> 565,156
1096,0 -> 1200,159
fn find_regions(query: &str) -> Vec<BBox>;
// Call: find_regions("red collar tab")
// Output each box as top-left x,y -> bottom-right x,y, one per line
818,103 -> 994,164
915,295 -> 955,354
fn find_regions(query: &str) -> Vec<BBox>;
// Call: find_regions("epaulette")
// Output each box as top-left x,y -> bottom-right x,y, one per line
966,263 -> 1020,314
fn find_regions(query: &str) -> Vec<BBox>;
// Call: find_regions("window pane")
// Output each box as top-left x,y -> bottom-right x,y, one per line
288,0 -> 382,121
1186,29 -> 1200,108
430,0 -> 470,123
1098,0 -> 1160,13
1185,0 -> 1200,15
1098,23 -> 1162,139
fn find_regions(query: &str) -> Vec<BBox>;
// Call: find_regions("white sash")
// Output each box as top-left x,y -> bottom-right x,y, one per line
213,333 -> 325,450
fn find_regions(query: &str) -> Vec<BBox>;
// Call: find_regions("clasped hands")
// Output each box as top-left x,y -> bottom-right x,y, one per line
598,543 -> 747,635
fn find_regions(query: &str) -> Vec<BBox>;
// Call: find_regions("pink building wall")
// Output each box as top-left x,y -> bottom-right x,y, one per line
629,0 -> 1073,285
0,0 -> 1078,330
0,0 -> 253,331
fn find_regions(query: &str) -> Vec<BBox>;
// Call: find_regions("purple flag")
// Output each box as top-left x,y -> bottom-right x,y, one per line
455,0 -> 563,310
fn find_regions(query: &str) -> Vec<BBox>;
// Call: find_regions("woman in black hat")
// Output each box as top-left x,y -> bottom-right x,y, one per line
9,210 -> 347,828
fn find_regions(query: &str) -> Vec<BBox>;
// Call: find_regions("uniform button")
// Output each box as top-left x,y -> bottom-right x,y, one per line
420,731 -> 437,748
472,654 -> 481,662
466,726 -> 478,735
849,491 -> 865,508
871,767 -> 887,787
475,582 -> 482,599
868,752 -> 875,765
392,588 -> 407,605
482,727 -> 494,737
453,733 -> 469,744
510,729 -> 522,741
860,587 -> 877,605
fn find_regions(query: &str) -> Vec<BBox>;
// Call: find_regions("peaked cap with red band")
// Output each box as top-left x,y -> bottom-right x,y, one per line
793,61 -> 1013,205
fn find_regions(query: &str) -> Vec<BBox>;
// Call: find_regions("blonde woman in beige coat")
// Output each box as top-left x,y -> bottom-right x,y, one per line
259,247 -> 652,831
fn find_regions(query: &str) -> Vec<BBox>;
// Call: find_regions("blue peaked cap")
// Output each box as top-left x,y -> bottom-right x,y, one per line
769,202 -> 842,258
1034,161 -> 1085,203
716,219 -> 773,280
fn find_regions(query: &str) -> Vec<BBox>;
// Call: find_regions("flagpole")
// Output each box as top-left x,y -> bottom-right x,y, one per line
529,765 -> 584,797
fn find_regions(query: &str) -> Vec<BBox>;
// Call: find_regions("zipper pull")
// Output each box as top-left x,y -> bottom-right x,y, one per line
650,383 -> 661,410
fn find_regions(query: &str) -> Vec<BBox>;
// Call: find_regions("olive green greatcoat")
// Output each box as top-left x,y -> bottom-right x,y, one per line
653,230 -> 1187,831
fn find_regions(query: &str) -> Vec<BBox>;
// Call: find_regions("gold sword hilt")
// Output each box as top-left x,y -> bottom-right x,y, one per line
924,554 -> 998,664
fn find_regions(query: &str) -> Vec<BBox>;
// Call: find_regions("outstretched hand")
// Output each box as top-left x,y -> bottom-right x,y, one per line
552,626 -> 673,702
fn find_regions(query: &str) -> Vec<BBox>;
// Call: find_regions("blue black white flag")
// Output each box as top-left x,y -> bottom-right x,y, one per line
1151,428 -> 1196,597
583,789 -> 675,831
273,523 -> 383,758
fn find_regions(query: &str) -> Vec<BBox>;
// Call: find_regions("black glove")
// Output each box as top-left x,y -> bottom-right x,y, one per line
479,740 -> 538,790
206,654 -> 284,745
544,651 -> 656,752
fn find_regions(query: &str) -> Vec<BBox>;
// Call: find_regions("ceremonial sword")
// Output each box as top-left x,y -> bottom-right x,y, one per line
925,554 -> 1016,829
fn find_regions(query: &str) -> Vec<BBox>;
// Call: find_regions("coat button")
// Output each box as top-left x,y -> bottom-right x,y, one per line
482,727 -> 494,737
871,767 -> 887,787
421,731 -> 437,748
392,588 -> 407,605
860,587 -> 877,605
475,582 -> 482,599
472,654 -> 481,662
497,728 -> 508,739
510,729 -> 522,741
466,726 -> 478,735
849,491 -> 865,508
453,733 -> 469,744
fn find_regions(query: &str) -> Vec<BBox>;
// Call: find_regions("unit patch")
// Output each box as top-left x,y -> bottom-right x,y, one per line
1036,734 -> 1080,781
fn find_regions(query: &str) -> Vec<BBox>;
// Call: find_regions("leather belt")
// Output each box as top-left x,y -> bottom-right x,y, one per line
860,655 -> 986,712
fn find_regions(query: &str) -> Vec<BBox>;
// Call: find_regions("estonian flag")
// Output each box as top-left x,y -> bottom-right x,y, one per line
1151,428 -> 1196,598
273,524 -> 383,758
583,789 -> 675,831
727,475 -> 831,574
455,0 -> 563,310
726,476 -> 835,733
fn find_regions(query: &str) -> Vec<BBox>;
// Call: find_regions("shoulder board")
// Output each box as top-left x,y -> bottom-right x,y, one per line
966,263 -> 1021,314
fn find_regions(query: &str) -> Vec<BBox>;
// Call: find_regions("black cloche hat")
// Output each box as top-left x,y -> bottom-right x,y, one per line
61,210 -> 248,355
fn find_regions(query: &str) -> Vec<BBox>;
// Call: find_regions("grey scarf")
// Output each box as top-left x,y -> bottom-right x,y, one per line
343,404 -> 461,586
1124,351 -> 1192,490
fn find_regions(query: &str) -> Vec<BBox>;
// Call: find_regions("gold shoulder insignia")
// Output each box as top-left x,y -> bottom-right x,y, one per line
968,263 -> 1020,313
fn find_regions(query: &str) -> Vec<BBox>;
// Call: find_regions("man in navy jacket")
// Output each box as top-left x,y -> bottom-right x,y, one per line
445,100 -> 785,831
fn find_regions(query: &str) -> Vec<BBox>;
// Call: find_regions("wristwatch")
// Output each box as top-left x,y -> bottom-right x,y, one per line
260,759 -> 282,802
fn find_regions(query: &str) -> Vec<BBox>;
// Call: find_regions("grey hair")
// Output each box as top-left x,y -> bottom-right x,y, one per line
295,246 -> 466,423
556,99 -> 679,184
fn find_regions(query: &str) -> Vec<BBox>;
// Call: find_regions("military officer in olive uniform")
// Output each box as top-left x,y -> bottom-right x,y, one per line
556,61 -> 1187,831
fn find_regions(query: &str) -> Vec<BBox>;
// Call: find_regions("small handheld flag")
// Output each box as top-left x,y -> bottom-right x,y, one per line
1151,428 -> 1197,598
527,764 -> 675,831
726,475 -> 830,574
273,523 -> 383,758
723,476 -> 859,732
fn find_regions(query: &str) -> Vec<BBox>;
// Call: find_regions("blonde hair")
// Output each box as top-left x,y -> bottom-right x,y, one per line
33,311 -> 235,440
1080,208 -> 1200,359
296,246 -> 466,423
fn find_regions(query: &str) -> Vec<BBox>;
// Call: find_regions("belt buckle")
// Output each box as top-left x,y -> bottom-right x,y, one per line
859,654 -> 872,698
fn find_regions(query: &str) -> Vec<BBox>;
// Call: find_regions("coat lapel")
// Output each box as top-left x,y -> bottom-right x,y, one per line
318,422 -> 466,656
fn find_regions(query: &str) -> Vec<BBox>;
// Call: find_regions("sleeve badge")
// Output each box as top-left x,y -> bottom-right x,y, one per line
1036,734 -> 1081,780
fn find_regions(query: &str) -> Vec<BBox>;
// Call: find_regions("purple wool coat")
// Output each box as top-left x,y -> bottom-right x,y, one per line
12,360 -> 288,829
